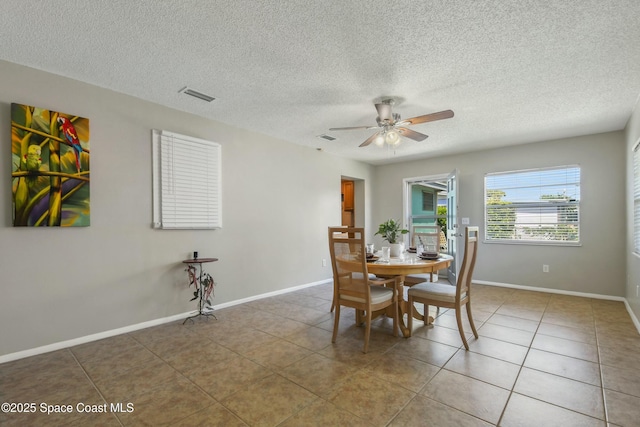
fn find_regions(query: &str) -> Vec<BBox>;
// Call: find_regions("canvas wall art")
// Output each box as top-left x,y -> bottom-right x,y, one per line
11,103 -> 90,226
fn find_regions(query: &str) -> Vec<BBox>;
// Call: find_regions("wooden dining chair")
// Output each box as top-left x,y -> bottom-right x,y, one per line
329,227 -> 376,313
407,226 -> 479,350
328,226 -> 400,353
405,227 -> 442,286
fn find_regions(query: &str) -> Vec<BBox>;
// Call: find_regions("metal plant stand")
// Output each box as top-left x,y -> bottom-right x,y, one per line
182,257 -> 218,324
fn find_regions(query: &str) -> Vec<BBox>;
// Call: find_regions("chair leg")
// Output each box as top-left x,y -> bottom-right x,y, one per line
407,295 -> 413,337
363,309 -> 372,353
392,292 -> 398,337
332,304 -> 340,343
424,304 -> 430,325
455,308 -> 469,350
330,281 -> 336,312
466,302 -> 479,338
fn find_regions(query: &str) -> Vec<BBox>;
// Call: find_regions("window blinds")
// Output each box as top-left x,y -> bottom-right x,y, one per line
152,130 -> 221,229
484,165 -> 580,244
634,141 -> 640,253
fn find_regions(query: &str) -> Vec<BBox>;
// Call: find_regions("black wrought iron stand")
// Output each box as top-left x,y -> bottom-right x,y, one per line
182,257 -> 218,324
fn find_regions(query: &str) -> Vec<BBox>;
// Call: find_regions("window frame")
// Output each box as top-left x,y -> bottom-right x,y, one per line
633,138 -> 640,255
152,129 -> 222,230
484,165 -> 581,246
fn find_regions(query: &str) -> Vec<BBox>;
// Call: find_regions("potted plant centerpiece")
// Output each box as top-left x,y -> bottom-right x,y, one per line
376,219 -> 409,257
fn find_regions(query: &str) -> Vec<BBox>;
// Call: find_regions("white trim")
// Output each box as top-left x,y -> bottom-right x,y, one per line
474,279 -> 640,333
0,278 -> 332,365
474,280 -> 624,300
0,312 -> 190,364
3,277 -> 637,364
213,278 -> 332,309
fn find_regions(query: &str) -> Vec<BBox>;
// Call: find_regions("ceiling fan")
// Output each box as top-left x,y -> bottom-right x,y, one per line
329,99 -> 454,147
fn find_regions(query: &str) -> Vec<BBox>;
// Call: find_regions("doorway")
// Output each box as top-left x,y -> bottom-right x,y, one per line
341,179 -> 355,227
403,170 -> 459,284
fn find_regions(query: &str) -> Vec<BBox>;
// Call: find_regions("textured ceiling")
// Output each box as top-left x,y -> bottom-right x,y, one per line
1,0 -> 640,165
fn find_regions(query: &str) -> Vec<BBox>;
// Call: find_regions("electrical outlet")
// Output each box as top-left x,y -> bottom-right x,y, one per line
322,259 -> 327,267
543,264 -> 549,273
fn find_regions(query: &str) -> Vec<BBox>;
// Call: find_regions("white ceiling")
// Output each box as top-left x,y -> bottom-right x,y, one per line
2,0 -> 640,165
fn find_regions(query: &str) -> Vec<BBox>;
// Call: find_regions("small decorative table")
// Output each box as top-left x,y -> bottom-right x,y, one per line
182,257 -> 218,324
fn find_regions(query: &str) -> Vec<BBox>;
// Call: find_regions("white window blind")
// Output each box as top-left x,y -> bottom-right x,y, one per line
484,165 -> 580,244
633,140 -> 640,253
152,130 -> 221,229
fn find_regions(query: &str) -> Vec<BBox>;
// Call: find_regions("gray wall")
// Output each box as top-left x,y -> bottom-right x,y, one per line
372,132 -> 626,296
0,58 -> 634,359
0,60 -> 374,357
626,95 -> 640,321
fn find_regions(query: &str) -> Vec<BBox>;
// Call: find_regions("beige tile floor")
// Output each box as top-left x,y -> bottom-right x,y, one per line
2,283 -> 640,426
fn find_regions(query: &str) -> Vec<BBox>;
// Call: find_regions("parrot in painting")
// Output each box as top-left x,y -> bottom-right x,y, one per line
57,116 -> 82,173
23,144 -> 42,184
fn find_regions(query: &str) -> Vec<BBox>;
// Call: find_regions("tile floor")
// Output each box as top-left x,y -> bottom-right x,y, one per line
1,283 -> 640,426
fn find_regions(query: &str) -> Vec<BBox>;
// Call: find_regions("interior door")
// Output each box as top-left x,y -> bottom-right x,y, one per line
446,169 -> 459,285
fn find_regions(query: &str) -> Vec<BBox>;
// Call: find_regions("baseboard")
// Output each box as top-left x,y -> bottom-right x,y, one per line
0,278 -> 333,365
0,311 -> 192,365
4,277 -> 635,364
474,280 -> 640,334
214,278 -> 332,310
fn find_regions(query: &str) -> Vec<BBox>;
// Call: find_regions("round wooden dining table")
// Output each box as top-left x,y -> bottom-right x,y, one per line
366,253 -> 453,337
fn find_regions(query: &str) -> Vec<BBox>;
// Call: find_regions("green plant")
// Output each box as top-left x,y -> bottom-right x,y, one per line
375,219 -> 408,244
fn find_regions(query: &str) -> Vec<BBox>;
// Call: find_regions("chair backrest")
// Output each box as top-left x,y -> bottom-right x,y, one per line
413,229 -> 440,256
328,227 -> 370,302
457,226 -> 479,300
411,224 -> 439,248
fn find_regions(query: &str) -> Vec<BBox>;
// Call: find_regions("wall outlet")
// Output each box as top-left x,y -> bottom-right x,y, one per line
322,259 -> 327,267
543,264 -> 549,273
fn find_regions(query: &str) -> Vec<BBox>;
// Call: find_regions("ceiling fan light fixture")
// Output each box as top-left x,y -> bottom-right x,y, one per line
374,133 -> 385,146
385,129 -> 400,145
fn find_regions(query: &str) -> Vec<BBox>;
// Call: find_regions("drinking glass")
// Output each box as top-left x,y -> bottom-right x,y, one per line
381,246 -> 390,262
366,243 -> 375,257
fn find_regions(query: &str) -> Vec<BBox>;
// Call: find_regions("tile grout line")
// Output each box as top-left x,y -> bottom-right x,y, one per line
68,348 -> 125,427
492,290 -> 544,426
593,308 -> 610,425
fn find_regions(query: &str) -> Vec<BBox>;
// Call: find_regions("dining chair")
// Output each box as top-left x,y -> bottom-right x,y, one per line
405,227 -> 442,286
328,226 -> 400,353
407,226 -> 479,350
329,227 -> 376,313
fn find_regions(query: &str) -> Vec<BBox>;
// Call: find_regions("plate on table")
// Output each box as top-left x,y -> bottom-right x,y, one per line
366,255 -> 379,262
419,254 -> 440,260
407,247 -> 416,253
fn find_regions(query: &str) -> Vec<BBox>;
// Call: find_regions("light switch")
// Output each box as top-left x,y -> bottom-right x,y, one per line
462,217 -> 470,225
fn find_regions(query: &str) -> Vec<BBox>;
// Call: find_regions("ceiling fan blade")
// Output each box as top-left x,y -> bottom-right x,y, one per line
375,103 -> 392,121
359,132 -> 381,147
397,127 -> 429,141
399,109 -> 454,126
329,125 -> 377,131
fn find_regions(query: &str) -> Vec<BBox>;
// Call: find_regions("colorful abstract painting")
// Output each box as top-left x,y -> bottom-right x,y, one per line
11,104 -> 90,227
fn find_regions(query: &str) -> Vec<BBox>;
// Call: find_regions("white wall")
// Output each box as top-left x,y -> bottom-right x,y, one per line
373,132 -> 626,296
0,60 -> 374,357
626,94 -> 640,321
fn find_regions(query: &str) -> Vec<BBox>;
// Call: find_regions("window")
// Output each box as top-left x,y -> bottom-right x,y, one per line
422,190 -> 435,211
152,130 -> 221,229
634,139 -> 640,253
484,165 -> 580,244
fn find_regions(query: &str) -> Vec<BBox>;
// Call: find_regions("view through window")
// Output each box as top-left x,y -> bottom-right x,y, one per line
484,165 -> 580,244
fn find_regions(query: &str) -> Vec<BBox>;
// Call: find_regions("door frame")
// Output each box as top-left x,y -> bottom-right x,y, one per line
402,172 -> 459,280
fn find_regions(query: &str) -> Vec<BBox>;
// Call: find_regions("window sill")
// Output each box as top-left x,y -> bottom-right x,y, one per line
483,240 -> 581,247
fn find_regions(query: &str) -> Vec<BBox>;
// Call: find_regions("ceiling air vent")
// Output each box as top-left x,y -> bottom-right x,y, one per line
179,87 -> 215,102
317,134 -> 337,141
